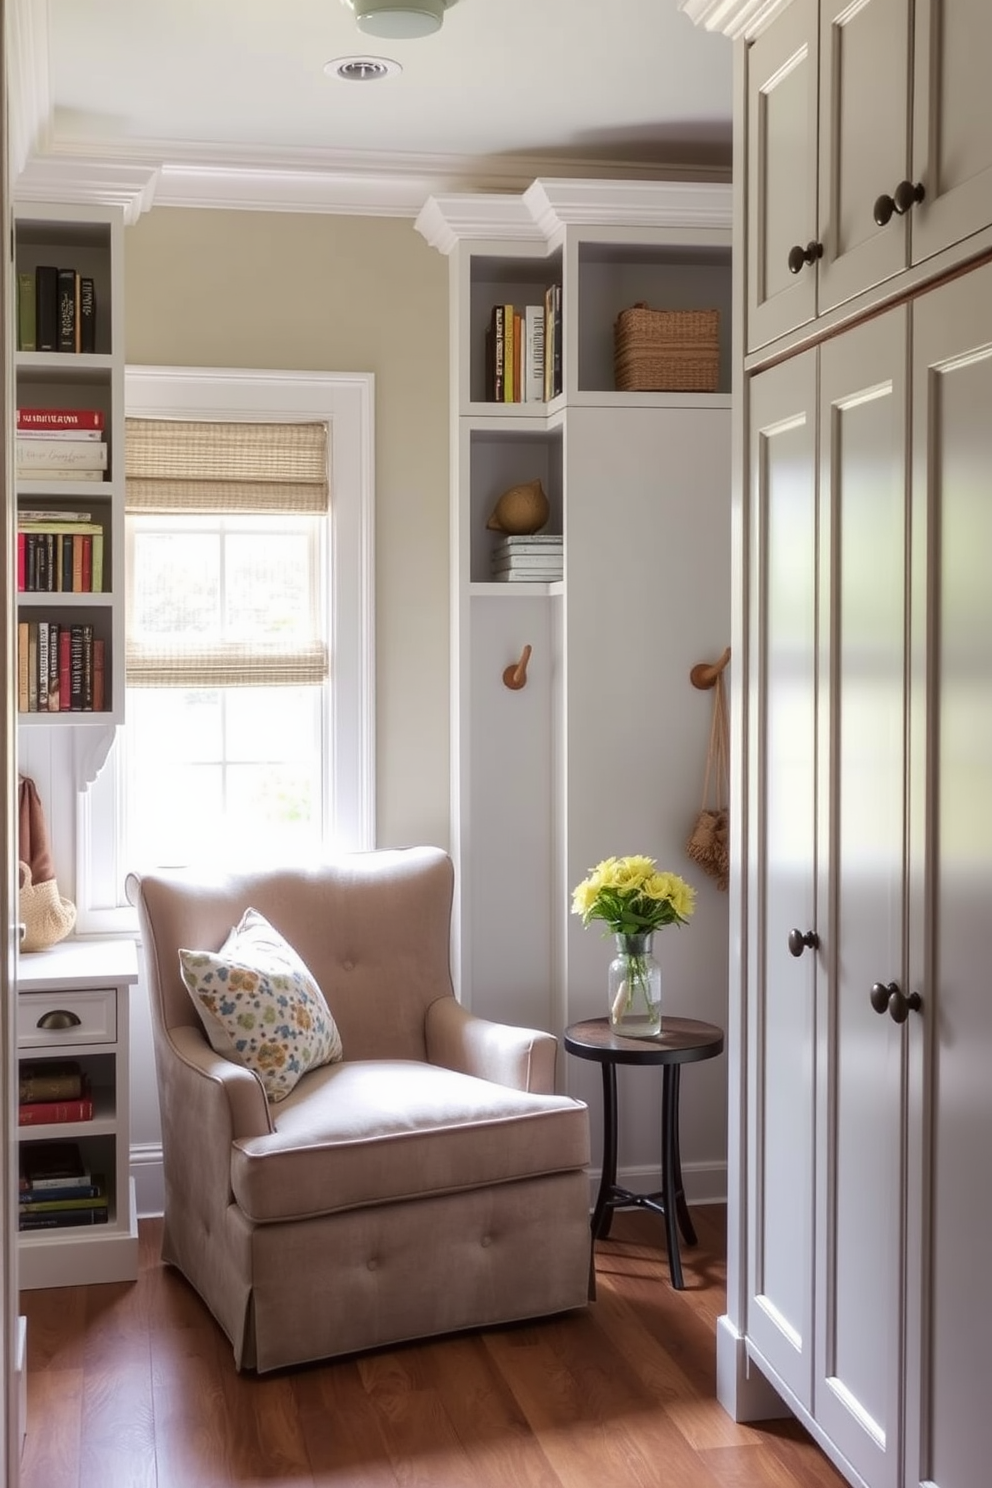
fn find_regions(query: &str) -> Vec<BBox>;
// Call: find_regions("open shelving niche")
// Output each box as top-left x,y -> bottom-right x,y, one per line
14,201 -> 126,789
416,179 -> 733,1030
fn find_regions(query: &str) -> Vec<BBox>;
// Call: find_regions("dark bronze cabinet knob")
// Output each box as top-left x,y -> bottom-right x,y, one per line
788,928 -> 819,957
873,180 -> 926,226
37,1008 -> 83,1030
870,981 -> 922,1023
787,240 -> 824,275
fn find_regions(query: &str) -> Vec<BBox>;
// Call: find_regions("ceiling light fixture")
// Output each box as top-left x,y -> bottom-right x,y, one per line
341,0 -> 455,40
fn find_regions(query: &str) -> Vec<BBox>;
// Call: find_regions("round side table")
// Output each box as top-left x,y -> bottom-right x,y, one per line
563,1015 -> 724,1290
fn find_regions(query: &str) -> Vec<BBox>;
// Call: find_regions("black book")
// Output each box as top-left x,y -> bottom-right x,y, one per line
69,624 -> 85,711
57,268 -> 79,352
79,276 -> 96,353
490,304 -> 505,402
35,265 -> 60,352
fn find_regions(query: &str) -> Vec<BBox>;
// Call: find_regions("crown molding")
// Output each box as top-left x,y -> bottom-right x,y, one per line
678,0 -> 791,39
7,0 -> 53,179
523,178 -> 732,236
14,156 -> 161,225
416,176 -> 733,255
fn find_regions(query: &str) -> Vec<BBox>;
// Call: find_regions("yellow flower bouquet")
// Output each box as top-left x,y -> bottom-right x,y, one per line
572,855 -> 695,1036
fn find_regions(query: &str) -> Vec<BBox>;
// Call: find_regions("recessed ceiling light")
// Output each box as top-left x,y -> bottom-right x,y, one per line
324,55 -> 403,82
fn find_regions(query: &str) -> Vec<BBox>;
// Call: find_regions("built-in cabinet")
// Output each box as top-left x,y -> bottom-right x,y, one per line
746,0 -> 992,351
13,202 -> 126,728
416,182 -> 734,1144
17,940 -> 139,1289
687,0 -> 992,1484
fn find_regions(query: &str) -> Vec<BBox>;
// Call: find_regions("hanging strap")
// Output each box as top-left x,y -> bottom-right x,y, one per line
699,671 -> 729,811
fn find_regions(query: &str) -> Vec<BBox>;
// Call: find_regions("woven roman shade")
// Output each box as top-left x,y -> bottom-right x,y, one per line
125,417 -> 329,689
125,418 -> 329,514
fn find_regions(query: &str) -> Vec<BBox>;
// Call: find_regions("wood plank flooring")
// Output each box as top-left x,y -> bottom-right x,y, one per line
19,1206 -> 848,1488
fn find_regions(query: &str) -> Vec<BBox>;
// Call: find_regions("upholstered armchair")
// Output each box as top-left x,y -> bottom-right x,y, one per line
127,845 -> 591,1373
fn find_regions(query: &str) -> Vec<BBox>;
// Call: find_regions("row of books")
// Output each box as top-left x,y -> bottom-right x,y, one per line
16,267 -> 97,354
19,1137 -> 108,1232
17,620 -> 107,714
486,284 -> 562,403
491,533 -> 564,582
16,405 -> 109,483
18,525 -> 105,594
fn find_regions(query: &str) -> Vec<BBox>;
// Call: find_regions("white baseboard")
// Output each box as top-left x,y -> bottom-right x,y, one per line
130,1142 -> 165,1218
16,1315 -> 27,1454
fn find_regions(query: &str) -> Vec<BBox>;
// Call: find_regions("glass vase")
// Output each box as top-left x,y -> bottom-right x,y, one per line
608,931 -> 662,1038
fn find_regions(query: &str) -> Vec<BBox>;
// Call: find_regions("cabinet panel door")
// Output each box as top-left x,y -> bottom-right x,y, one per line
746,0 -> 819,352
911,0 -> 992,263
745,350 -> 818,1410
817,0 -> 912,315
814,311 -> 908,1488
906,262 -> 992,1488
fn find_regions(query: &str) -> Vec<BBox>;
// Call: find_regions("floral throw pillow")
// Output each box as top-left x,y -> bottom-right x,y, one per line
179,908 -> 343,1102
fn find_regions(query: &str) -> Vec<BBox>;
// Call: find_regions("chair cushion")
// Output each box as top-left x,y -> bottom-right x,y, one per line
230,1059 -> 590,1222
179,908 -> 343,1103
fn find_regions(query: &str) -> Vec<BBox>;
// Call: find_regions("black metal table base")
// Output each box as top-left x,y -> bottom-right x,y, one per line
590,1062 -> 696,1290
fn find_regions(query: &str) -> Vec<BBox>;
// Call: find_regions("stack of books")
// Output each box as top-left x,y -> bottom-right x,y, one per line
18,1060 -> 95,1126
17,267 -> 97,354
492,533 -> 564,582
18,1140 -> 108,1232
16,406 -> 108,483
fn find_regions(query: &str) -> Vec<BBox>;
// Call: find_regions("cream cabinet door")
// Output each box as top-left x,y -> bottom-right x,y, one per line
745,0 -> 819,351
911,0 -> 992,264
744,349 -> 818,1409
905,261 -> 992,1488
817,0 -> 912,315
813,309 -> 909,1488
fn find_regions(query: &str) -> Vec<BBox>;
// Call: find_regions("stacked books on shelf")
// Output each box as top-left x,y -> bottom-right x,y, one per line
16,619 -> 105,714
19,1140 -> 108,1232
18,510 -> 105,594
17,266 -> 97,354
486,286 -> 562,402
18,1062 -> 95,1127
16,406 -> 108,483
491,533 -> 564,582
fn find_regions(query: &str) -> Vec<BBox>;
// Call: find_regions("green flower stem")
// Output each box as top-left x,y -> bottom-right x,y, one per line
611,951 -> 654,1021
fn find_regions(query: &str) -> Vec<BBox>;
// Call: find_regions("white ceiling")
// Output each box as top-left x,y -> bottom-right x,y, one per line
14,0 -> 733,217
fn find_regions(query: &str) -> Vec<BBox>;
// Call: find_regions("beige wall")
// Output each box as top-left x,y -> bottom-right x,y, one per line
124,206 -> 451,851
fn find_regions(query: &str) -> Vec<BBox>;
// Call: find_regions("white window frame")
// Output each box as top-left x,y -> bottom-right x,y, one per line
76,366 -> 376,933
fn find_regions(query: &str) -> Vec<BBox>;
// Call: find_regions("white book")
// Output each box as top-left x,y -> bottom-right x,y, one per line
493,570 -> 563,582
493,553 -> 565,570
524,304 -> 545,403
17,469 -> 106,483
15,437 -> 108,469
17,429 -> 105,441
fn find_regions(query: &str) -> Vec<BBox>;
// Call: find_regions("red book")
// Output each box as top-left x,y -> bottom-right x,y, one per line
17,532 -> 25,591
92,639 -> 106,712
17,407 -> 104,431
58,628 -> 71,713
18,1094 -> 94,1126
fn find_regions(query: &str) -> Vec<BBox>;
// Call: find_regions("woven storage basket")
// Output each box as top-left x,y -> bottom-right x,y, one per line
614,303 -> 720,392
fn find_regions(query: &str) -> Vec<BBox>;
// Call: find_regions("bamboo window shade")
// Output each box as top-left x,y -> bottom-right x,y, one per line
124,417 -> 330,689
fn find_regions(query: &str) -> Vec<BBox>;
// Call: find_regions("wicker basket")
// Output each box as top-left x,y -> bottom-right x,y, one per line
614,304 -> 720,392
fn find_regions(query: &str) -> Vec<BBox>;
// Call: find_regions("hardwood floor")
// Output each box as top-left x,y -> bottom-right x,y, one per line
20,1206 -> 847,1488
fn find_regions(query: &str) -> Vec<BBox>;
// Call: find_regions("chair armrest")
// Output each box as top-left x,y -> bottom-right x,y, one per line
167,1024 -> 273,1141
425,996 -> 558,1094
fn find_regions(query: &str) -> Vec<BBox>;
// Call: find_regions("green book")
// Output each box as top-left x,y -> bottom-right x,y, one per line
17,272 -> 35,351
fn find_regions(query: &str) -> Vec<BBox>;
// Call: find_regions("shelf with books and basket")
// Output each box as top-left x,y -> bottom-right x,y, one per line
14,203 -> 126,732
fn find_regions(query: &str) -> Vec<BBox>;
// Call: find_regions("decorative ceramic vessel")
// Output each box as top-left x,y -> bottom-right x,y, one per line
608,931 -> 662,1038
486,477 -> 549,535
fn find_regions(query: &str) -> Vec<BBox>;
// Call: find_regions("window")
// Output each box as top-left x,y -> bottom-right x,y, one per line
78,368 -> 375,933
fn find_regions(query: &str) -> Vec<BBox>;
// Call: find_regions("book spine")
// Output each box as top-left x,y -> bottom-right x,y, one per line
19,1182 -> 101,1203
513,311 -> 523,403
79,277 -> 96,353
15,437 -> 108,470
16,532 -> 25,592
80,536 -> 93,593
21,1171 -> 92,1193
48,624 -> 61,712
525,304 -> 545,403
17,272 -> 36,351
17,408 -> 105,431
35,266 -> 59,352
57,268 -> 79,353
72,536 -> 84,593
92,638 -> 106,713
37,622 -> 49,711
18,1095 -> 95,1125
69,626 -> 84,711
490,305 -> 505,402
91,532 -> 104,593
82,624 -> 94,711
19,1071 -> 83,1102
59,628 -> 72,711
17,622 -> 29,712
19,1209 -> 109,1230
27,623 -> 38,712
503,303 -> 515,403
62,535 -> 74,594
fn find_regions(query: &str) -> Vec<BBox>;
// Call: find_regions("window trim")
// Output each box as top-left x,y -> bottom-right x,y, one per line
76,366 -> 375,933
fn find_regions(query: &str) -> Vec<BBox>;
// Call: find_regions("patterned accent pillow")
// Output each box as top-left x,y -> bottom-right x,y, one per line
179,908 -> 343,1102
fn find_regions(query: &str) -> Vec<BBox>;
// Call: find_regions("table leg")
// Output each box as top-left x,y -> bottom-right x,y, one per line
670,1065 -> 697,1246
661,1067 -> 685,1289
591,1062 -> 619,1240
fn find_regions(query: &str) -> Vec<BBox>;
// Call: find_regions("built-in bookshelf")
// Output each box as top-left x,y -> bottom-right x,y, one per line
14,204 -> 125,728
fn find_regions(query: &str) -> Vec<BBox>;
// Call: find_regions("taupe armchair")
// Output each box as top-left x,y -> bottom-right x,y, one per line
127,846 -> 591,1372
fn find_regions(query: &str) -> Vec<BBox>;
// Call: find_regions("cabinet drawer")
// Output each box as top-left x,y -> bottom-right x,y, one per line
17,988 -> 117,1048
